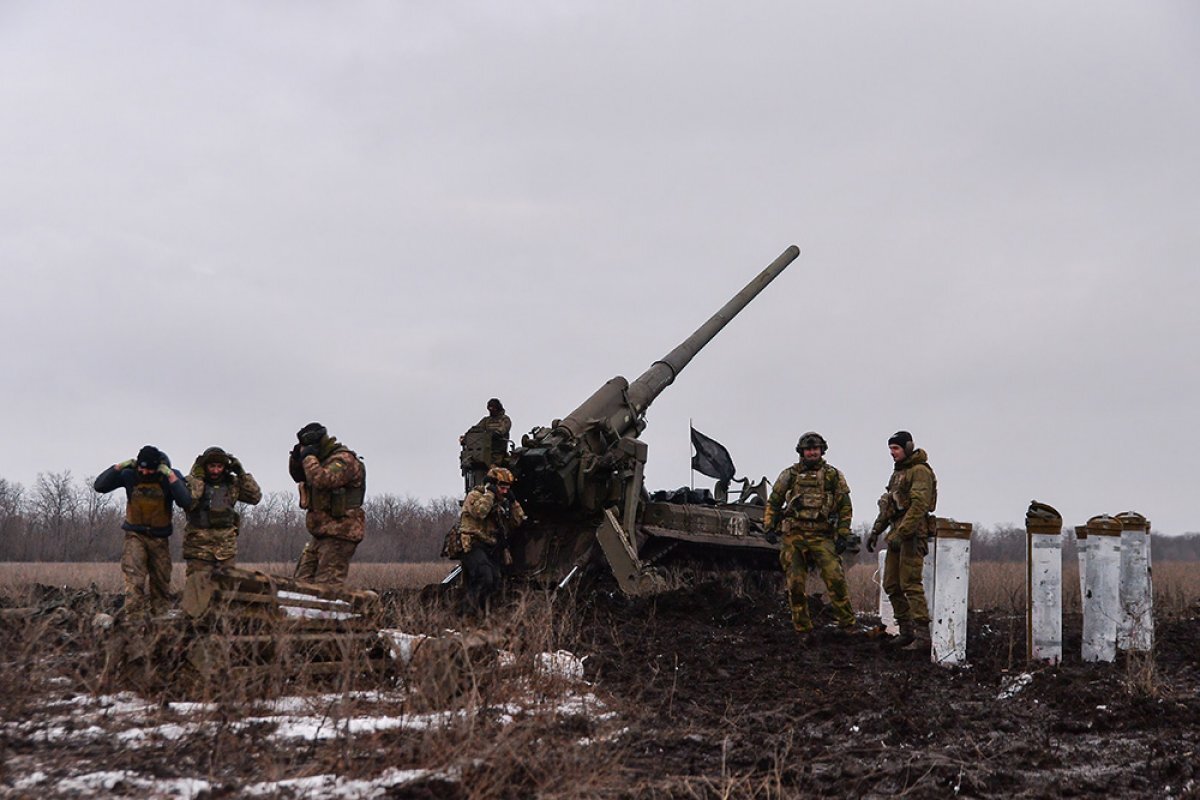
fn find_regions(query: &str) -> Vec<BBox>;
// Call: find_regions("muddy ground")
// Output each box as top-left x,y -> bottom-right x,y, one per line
576,583 -> 1200,798
1,580 -> 1198,798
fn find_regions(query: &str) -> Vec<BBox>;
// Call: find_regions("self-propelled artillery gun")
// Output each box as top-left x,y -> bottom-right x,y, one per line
498,246 -> 799,595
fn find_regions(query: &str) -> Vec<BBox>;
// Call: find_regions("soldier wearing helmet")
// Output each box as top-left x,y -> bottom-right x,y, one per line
288,422 -> 367,587
763,431 -> 860,638
182,446 -> 262,578
456,465 -> 527,614
867,430 -> 937,651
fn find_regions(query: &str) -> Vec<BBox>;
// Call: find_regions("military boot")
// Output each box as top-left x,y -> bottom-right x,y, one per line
901,622 -> 931,652
887,620 -> 915,648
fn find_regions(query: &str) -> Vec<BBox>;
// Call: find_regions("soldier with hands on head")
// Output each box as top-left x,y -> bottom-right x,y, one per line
457,465 -> 526,615
182,447 -> 262,578
289,422 -> 366,587
459,398 -> 512,491
93,445 -> 191,621
763,432 -> 860,639
867,430 -> 937,651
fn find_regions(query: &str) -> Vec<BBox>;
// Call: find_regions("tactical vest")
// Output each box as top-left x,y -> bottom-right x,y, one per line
187,482 -> 239,530
308,449 -> 366,519
126,478 -> 173,531
887,464 -> 938,516
784,465 -> 837,531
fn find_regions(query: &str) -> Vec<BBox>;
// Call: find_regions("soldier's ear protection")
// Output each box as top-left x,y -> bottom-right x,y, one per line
297,423 -> 327,447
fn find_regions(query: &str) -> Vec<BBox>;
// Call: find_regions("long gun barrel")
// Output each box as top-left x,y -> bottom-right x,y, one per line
554,245 -> 800,443
513,246 -> 800,514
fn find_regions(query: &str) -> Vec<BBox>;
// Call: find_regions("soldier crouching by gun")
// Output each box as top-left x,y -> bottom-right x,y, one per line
866,430 -> 938,651
457,466 -> 526,615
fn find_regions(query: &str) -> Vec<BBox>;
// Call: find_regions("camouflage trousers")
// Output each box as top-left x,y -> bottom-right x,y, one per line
184,555 -> 235,578
883,535 -> 930,624
295,536 -> 358,587
121,532 -> 172,619
778,531 -> 855,632
183,526 -> 238,574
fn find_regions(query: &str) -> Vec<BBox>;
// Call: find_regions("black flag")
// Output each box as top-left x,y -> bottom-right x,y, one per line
690,427 -> 736,481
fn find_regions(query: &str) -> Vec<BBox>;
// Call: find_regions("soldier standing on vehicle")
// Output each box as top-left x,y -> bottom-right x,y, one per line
763,432 -> 860,638
459,398 -> 512,491
456,465 -> 526,615
182,447 -> 262,577
93,445 -> 192,621
867,430 -> 937,651
289,422 -> 366,587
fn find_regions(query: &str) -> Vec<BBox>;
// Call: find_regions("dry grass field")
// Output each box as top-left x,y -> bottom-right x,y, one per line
3,559 -> 1195,615
2,558 -> 1198,797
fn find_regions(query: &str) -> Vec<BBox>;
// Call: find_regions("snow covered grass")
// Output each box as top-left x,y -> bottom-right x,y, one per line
0,583 -> 628,798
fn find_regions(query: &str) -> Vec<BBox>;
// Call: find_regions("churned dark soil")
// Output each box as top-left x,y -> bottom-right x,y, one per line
577,582 -> 1200,798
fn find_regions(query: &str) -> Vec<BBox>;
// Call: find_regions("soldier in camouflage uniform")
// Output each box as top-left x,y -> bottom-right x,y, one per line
459,398 -> 513,490
457,465 -> 526,614
183,447 -> 262,577
289,422 -> 366,587
867,430 -> 937,651
93,445 -> 192,620
764,432 -> 860,637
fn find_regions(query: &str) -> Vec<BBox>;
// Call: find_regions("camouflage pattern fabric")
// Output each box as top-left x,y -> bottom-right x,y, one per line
764,460 -> 852,537
478,413 -> 512,445
883,536 -> 930,624
778,532 -> 856,631
121,532 -> 172,619
183,472 -> 262,566
294,537 -> 359,586
459,486 -> 525,552
300,448 -> 366,543
870,448 -> 937,544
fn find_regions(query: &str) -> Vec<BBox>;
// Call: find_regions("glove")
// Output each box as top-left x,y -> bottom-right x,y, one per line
764,528 -> 780,545
157,463 -> 173,479
227,455 -> 244,476
866,529 -> 880,553
116,459 -> 136,471
297,445 -> 319,462
837,534 -> 861,556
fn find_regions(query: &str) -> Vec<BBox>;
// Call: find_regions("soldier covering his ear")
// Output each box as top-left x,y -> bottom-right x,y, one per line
456,465 -> 526,614
183,446 -> 262,578
289,422 -> 367,587
93,445 -> 192,620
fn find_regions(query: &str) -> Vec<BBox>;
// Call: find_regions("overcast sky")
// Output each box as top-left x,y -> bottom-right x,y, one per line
2,2 -> 1197,534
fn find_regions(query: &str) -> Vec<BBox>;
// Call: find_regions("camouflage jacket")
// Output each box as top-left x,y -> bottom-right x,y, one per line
871,448 -> 937,542
459,486 -> 526,548
764,460 -> 852,537
478,413 -> 512,440
184,472 -> 262,534
300,448 -> 367,543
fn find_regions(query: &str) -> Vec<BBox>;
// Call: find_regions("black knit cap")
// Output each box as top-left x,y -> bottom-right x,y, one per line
136,445 -> 164,469
887,430 -> 913,450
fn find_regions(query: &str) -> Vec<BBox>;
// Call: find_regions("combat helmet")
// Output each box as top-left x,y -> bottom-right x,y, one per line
795,431 -> 828,455
486,466 -> 515,485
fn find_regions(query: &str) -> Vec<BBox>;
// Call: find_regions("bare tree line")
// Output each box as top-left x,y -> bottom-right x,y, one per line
1,472 -> 1197,563
0,472 -> 455,563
